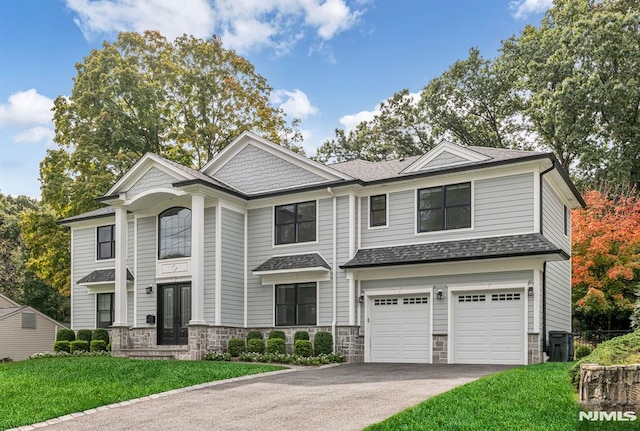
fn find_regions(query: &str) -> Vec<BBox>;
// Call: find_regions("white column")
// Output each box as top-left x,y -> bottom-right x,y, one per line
190,193 -> 206,324
113,205 -> 128,326
348,193 -> 356,326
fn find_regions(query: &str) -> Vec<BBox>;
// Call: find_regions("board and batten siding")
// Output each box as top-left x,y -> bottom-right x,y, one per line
221,208 -> 243,326
361,172 -> 535,247
0,312 -> 61,360
361,270 -> 533,334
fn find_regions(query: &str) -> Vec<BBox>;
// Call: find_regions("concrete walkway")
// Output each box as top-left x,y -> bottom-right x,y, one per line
22,363 -> 509,431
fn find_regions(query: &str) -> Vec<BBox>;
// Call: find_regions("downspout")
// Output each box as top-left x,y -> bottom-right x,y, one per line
327,187 -> 337,353
540,162 -> 555,357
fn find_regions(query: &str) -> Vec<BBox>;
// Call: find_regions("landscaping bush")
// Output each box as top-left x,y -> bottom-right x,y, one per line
90,340 -> 107,352
266,338 -> 286,355
294,340 -> 313,357
76,329 -> 93,343
246,330 -> 263,341
106,342 -> 111,352
53,341 -> 70,353
268,330 -> 286,340
247,338 -> 265,354
56,328 -> 75,342
294,330 -> 309,341
227,338 -> 246,357
574,344 -> 593,360
313,331 -> 333,355
92,329 -> 110,344
70,340 -> 89,353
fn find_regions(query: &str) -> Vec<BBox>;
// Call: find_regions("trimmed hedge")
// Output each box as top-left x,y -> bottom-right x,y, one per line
314,331 -> 333,355
53,341 -> 70,353
90,340 -> 107,352
56,328 -> 75,342
70,340 -> 89,353
92,329 -> 110,344
247,338 -> 265,354
228,338 -> 246,357
246,330 -> 263,341
77,329 -> 93,343
268,330 -> 286,340
294,331 -> 309,341
266,338 -> 286,354
294,340 -> 313,357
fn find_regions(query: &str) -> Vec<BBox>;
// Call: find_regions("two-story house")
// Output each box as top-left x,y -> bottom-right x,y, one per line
59,131 -> 584,364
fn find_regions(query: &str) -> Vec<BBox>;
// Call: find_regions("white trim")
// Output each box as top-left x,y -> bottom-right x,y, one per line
533,269 -> 541,333
215,204 -> 222,326
125,187 -> 186,207
70,229 -> 74,329
272,199 -> 319,248
357,195 -> 362,249
253,267 -> 330,276
133,216 -> 138,326
533,166 -> 541,233
85,283 -> 134,294
348,193 -> 356,326
363,287 -> 433,363
113,205 -> 128,326
106,153 -> 190,196
189,192 -> 206,325
367,193 -> 389,230
243,208 -> 248,328
402,141 -> 490,174
415,180 -> 474,236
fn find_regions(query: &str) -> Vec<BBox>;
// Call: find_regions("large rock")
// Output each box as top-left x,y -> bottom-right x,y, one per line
579,364 -> 640,412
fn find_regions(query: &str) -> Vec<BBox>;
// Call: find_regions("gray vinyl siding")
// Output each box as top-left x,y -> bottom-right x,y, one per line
203,207 -> 216,324
247,197 -> 348,327
135,216 -> 156,327
0,312 -> 61,361
361,270 -> 533,334
335,196 -> 350,324
221,208 -> 244,326
542,180 -> 571,254
546,261 -> 572,332
361,172 -> 535,247
127,167 -> 178,199
213,144 -> 328,194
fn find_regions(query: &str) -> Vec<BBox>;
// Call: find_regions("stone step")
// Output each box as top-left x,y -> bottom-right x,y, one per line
118,346 -> 189,360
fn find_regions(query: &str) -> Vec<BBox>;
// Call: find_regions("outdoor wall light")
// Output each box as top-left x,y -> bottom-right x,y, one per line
437,289 -> 443,300
527,280 -> 534,296
146,284 -> 153,294
358,294 -> 365,303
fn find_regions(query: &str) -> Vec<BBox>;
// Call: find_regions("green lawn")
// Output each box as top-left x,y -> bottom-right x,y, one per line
365,362 -> 637,431
0,356 -> 284,430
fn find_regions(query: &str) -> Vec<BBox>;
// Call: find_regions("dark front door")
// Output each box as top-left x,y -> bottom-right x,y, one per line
158,283 -> 191,345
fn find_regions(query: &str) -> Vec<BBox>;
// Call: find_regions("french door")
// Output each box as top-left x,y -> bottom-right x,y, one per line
157,283 -> 191,345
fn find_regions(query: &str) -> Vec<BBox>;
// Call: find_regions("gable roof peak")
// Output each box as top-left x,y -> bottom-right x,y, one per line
402,141 -> 491,174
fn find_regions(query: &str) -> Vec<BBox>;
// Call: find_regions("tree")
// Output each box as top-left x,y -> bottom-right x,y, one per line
23,30 -> 299,296
572,189 -> 640,330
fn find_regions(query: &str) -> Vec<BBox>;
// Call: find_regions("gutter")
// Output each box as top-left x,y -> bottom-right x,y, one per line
539,162 -> 555,357
327,187 -> 337,354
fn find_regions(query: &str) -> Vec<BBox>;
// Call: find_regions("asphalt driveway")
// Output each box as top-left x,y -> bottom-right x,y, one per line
29,363 -> 510,431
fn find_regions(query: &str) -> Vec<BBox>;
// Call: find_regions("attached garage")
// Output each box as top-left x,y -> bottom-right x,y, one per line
451,290 -> 525,365
368,294 -> 431,363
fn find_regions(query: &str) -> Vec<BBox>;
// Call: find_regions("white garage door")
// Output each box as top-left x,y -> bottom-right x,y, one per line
453,291 -> 524,365
369,295 -> 430,363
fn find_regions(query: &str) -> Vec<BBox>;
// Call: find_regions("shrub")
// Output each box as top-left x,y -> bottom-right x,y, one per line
227,338 -> 246,357
266,338 -> 286,354
574,345 -> 593,360
70,340 -> 89,353
92,329 -> 110,344
56,328 -> 75,342
205,351 -> 231,361
106,342 -> 112,352
314,331 -> 333,355
294,331 -> 309,341
247,338 -> 265,354
268,330 -> 286,340
90,340 -> 107,352
294,340 -> 313,357
246,330 -> 263,341
53,341 -> 70,353
77,329 -> 93,343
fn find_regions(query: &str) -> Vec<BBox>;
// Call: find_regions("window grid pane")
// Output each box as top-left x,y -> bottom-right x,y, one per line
275,283 -> 316,326
418,183 -> 471,232
97,293 -> 114,328
370,195 -> 387,227
97,225 -> 115,260
159,207 -> 192,259
275,201 -> 316,245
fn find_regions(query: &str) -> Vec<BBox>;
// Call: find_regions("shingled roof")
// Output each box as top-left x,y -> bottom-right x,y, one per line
340,233 -> 567,269
77,268 -> 134,284
253,253 -> 330,273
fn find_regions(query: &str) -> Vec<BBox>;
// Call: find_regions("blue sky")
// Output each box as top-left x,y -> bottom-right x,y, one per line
0,0 -> 551,198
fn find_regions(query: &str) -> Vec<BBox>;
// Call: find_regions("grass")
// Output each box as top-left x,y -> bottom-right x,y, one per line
0,356 -> 284,430
365,362 -> 637,431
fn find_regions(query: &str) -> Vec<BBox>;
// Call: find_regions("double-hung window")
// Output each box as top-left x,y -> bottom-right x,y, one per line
275,201 -> 316,245
97,293 -> 114,328
275,283 -> 317,326
417,182 -> 471,232
369,194 -> 387,227
97,225 -> 115,260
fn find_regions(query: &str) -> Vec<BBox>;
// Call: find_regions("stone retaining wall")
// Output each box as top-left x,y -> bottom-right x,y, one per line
579,364 -> 640,412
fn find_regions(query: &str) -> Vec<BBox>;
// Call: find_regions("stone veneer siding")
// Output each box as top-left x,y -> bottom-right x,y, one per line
432,335 -> 448,364
579,364 -> 640,413
528,333 -> 542,364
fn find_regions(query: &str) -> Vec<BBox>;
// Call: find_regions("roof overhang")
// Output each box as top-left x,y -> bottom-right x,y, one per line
252,253 -> 331,285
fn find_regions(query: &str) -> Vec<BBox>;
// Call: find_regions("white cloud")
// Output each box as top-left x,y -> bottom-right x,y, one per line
509,0 -> 553,19
271,89 -> 318,119
339,92 -> 420,131
0,89 -> 54,126
13,126 -> 55,144
66,0 -> 365,54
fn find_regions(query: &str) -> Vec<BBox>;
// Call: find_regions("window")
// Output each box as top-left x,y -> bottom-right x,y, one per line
564,205 -> 569,236
97,225 -> 115,260
417,182 -> 471,232
22,312 -> 36,329
275,201 -> 316,245
158,207 -> 191,259
369,195 -> 387,227
97,293 -> 114,328
275,283 -> 316,326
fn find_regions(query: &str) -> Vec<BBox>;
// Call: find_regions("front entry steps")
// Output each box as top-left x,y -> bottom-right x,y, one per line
118,345 -> 189,360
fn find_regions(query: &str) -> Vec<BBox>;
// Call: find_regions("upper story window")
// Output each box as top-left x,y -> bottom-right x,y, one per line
275,201 -> 316,245
418,182 -> 471,233
158,207 -> 191,259
97,225 -> 115,260
369,194 -> 387,227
